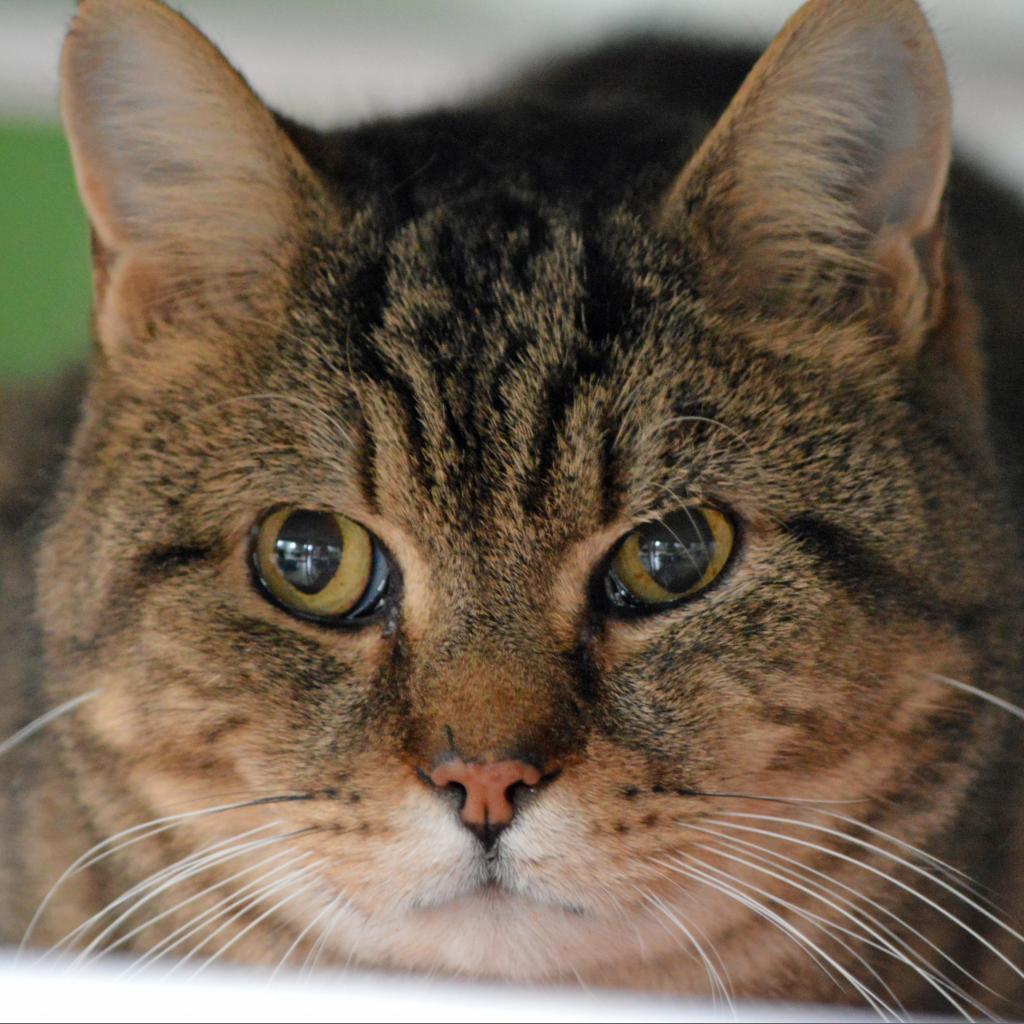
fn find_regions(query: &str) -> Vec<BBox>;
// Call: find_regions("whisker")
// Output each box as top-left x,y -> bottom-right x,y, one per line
680,788 -> 868,807
635,884 -> 735,1014
683,819 -> 1000,1016
927,673 -> 1024,724
645,481 -> 712,575
799,806 -> 991,900
685,787 -> 993,902
667,853 -> 902,1018
100,848 -> 301,969
164,863 -> 319,977
303,895 -> 347,975
51,823 -> 307,958
683,828 -> 988,1020
23,811 -> 271,959
676,852 -> 905,1020
20,792 -> 323,957
126,852 -> 315,975
185,866 -> 324,977
713,814 -> 1024,986
0,690 -> 101,760
654,855 -> 890,1018
269,891 -> 346,982
61,827 -> 303,967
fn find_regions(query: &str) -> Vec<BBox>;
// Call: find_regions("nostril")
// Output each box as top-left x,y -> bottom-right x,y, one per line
443,780 -> 468,813
418,767 -> 468,814
506,780 -> 530,811
507,768 -> 560,812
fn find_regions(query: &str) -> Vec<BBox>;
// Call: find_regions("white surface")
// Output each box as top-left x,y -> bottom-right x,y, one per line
1,0 -> 1022,192
0,955 -> 894,1023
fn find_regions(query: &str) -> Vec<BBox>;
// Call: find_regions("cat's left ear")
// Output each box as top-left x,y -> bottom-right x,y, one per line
661,0 -> 952,357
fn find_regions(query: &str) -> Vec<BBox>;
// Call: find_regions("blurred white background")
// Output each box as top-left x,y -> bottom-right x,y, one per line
3,0 -> 1023,191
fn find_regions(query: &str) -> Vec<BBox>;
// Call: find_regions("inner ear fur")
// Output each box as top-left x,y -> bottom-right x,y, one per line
60,0 -> 334,340
661,0 -> 954,355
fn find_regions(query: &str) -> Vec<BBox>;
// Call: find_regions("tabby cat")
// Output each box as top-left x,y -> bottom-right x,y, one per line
2,0 -> 1023,1016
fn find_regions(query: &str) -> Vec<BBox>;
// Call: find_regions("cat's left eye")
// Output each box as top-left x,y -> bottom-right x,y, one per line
252,508 -> 390,624
603,506 -> 735,613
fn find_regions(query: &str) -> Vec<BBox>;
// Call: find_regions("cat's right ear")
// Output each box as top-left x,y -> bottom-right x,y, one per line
60,0 -> 334,349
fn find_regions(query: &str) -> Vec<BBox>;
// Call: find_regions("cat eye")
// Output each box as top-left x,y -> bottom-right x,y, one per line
604,506 -> 735,613
252,508 -> 390,623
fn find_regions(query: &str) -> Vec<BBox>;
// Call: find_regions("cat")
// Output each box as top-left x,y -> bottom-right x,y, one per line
2,0 -> 1023,1015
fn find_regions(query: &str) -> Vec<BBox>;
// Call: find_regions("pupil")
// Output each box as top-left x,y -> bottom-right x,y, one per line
273,511 -> 343,594
638,511 -> 714,593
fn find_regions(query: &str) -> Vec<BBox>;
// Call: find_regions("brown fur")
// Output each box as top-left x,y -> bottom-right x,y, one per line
2,0 -> 1023,1014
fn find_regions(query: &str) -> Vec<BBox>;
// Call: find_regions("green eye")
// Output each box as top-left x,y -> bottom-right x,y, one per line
252,508 -> 390,623
605,506 -> 735,612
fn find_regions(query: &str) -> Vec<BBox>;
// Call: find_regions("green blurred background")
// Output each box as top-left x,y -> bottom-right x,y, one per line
1,123 -> 90,378
2,0 -> 1021,382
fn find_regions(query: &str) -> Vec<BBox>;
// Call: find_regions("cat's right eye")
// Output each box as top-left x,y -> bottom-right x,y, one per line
251,508 -> 391,624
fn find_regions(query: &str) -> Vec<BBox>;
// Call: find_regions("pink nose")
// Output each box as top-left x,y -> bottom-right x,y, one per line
429,758 -> 542,834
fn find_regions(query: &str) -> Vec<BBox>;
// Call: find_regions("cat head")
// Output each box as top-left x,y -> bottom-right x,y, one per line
42,0 -> 1018,989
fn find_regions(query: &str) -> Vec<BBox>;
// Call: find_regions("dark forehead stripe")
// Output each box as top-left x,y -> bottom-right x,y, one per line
330,239 -> 438,500
338,192 -> 643,521
424,196 -> 554,325
350,400 -> 381,515
521,233 -> 637,517
354,340 -> 436,496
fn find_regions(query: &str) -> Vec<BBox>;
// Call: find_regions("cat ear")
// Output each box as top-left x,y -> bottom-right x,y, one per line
60,0 -> 331,338
661,0 -> 952,352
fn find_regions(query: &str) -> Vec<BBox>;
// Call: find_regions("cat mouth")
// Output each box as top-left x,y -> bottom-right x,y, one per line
435,880 -> 587,917
471,880 -> 528,901
401,872 -> 587,919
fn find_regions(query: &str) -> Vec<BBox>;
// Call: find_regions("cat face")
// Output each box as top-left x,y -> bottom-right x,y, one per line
38,0 -> 1021,998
